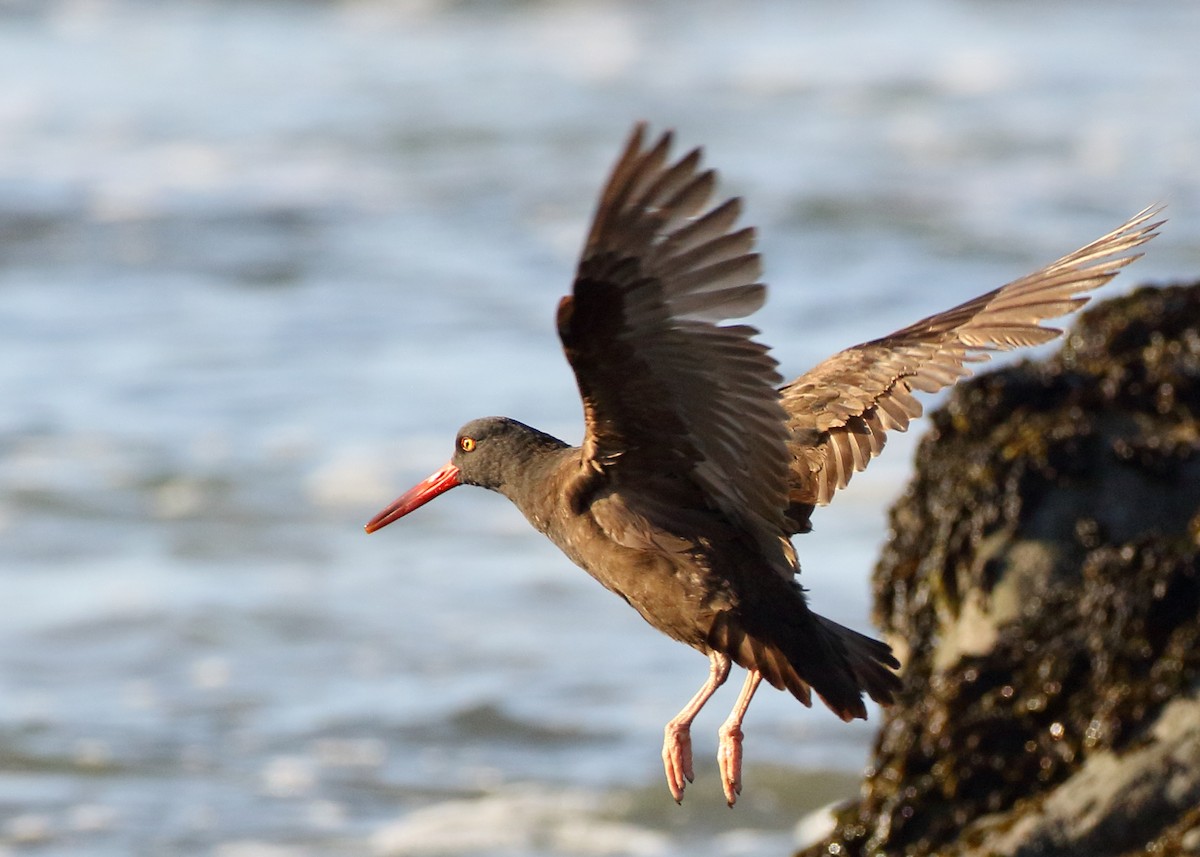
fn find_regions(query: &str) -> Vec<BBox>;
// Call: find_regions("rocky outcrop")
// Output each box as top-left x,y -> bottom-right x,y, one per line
800,283 -> 1200,857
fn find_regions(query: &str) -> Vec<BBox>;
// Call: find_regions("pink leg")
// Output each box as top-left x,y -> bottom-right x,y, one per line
717,669 -> 762,806
662,651 -> 731,803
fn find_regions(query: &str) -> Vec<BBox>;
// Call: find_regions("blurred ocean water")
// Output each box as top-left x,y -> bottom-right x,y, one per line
1,0 -> 1197,854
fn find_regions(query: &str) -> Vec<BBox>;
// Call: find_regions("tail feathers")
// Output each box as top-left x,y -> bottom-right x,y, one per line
710,609 -> 902,722
813,614 -> 903,707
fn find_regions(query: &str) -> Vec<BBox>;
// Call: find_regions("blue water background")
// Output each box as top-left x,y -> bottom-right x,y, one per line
1,1 -> 1197,854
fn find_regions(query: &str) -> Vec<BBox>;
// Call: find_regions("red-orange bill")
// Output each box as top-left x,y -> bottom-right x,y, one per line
365,462 -> 461,533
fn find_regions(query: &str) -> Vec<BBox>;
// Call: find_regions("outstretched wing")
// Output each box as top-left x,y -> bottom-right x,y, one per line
780,206 -> 1163,525
556,124 -> 792,560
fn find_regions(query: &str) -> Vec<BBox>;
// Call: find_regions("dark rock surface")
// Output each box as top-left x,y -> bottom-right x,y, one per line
799,283 -> 1200,857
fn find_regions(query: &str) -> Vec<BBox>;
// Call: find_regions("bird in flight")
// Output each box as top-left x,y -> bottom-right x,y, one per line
366,123 -> 1161,805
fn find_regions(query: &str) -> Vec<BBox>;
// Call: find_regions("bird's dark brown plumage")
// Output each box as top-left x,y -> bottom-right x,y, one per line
365,123 -> 1162,805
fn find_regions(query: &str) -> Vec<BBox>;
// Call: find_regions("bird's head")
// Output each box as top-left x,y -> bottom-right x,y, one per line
364,416 -> 567,533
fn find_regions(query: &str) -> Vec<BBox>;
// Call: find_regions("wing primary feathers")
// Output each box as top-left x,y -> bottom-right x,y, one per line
781,204 -> 1164,516
660,198 -> 744,258
562,124 -> 794,567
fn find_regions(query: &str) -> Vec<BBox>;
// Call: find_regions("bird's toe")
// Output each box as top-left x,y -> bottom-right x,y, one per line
717,724 -> 745,807
661,723 -> 695,803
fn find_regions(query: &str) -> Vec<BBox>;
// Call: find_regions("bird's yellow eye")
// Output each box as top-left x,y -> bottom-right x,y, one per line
459,436 -> 476,453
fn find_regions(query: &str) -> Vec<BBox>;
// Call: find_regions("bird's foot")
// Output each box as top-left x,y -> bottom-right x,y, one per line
717,722 -> 745,807
661,722 -> 695,803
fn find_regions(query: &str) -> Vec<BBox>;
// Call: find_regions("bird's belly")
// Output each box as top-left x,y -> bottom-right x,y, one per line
547,520 -> 730,652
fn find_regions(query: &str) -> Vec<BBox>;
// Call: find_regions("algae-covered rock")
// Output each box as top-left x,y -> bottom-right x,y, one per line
800,283 -> 1200,857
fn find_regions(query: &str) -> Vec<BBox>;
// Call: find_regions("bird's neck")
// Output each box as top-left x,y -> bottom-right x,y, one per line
494,435 -> 578,534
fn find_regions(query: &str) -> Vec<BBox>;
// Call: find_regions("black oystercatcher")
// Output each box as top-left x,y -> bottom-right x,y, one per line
366,124 -> 1161,805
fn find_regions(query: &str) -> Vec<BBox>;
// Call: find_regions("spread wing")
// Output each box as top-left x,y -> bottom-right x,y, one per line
780,205 -> 1164,526
556,123 -> 792,561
